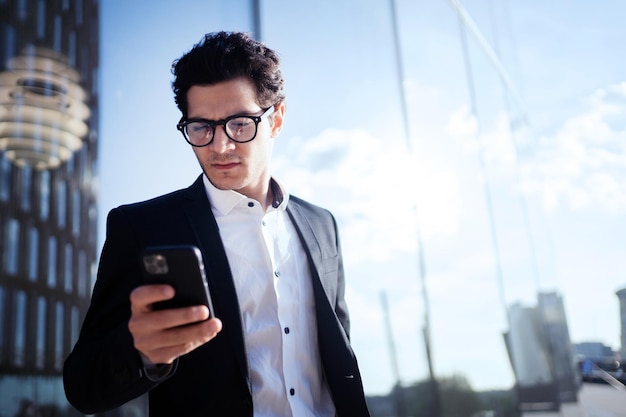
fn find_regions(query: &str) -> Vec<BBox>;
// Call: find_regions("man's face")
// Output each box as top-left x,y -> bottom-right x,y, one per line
186,77 -> 284,202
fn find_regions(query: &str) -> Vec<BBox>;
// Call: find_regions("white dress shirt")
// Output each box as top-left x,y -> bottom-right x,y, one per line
203,175 -> 335,417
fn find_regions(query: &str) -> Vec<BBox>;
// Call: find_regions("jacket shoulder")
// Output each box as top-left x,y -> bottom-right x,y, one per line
289,194 -> 333,218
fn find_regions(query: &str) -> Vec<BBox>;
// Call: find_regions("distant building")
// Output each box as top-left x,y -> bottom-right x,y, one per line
0,1 -> 99,416
537,292 -> 578,402
615,288 -> 626,360
504,291 -> 578,412
573,341 -> 615,361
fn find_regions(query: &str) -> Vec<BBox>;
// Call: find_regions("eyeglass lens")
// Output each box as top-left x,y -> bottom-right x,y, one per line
185,116 -> 257,145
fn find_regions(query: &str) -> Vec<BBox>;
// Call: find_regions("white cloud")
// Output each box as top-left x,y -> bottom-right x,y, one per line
273,128 -> 461,266
444,83 -> 626,213
526,83 -> 626,212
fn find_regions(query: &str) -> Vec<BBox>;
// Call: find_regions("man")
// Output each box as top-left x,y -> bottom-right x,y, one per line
63,31 -> 371,417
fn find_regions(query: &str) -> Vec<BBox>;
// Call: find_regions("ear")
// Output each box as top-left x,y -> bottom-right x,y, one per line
270,102 -> 286,138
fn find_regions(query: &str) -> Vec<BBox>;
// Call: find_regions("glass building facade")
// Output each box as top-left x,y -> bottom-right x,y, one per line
0,0 -> 260,415
0,0 -> 99,416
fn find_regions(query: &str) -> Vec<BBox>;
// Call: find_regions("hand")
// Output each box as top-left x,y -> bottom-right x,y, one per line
128,284 -> 222,365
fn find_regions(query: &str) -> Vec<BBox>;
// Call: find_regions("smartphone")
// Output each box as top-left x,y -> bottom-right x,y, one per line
140,245 -> 214,317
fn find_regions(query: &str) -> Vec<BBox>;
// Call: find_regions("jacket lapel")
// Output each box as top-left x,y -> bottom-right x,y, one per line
286,203 -> 324,284
181,176 -> 250,388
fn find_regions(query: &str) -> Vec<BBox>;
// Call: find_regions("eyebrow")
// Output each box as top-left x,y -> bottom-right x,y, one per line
187,108 -> 264,121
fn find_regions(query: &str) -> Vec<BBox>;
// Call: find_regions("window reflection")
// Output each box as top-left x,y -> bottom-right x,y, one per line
20,163 -> 31,211
36,0 -> 45,37
71,305 -> 79,346
64,243 -> 72,293
40,170 -> 49,220
4,218 -> 19,275
14,291 -> 26,366
28,227 -> 38,281
1,0 -> 101,414
0,286 -> 5,361
57,180 -> 66,228
72,189 -> 80,236
0,156 -> 10,202
47,236 -> 56,288
54,302 -> 64,370
78,250 -> 86,296
75,0 -> 83,25
53,15 -> 61,51
36,296 -> 46,369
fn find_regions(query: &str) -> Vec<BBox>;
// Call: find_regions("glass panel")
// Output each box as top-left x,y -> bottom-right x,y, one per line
40,170 -> 50,220
53,15 -> 61,51
16,0 -> 27,20
2,25 -> 16,69
78,250 -> 86,296
0,286 -> 5,361
72,189 -> 80,236
57,180 -> 66,228
78,145 -> 85,176
20,164 -> 31,211
36,296 -> 46,369
68,31 -> 76,68
47,236 -> 56,288
89,203 -> 97,246
36,0 -> 46,38
64,243 -> 73,293
76,0 -> 83,25
0,155 -> 11,202
71,305 -> 79,346
28,227 -> 38,281
54,302 -> 64,370
14,291 -> 26,366
90,260 -> 97,293
91,68 -> 99,98
4,218 -> 19,275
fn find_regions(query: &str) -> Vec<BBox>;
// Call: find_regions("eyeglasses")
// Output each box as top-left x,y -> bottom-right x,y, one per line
177,106 -> 275,147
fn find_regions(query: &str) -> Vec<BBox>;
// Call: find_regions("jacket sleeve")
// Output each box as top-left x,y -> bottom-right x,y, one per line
331,212 -> 351,338
63,207 -> 170,414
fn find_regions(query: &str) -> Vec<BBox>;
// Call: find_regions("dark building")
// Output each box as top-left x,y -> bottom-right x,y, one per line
0,0 -> 99,416
573,341 -> 615,360
504,291 -> 578,412
537,291 -> 578,403
616,288 -> 626,360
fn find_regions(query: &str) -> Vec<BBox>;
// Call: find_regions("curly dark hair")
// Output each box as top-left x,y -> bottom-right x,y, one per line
171,31 -> 286,119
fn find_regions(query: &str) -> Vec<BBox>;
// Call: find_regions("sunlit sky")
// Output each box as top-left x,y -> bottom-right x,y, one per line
100,1 -> 626,395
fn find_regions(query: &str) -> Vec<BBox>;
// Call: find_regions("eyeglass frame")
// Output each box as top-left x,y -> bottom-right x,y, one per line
176,106 -> 276,147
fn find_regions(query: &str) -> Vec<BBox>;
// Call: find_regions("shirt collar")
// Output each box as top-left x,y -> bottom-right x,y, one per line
202,174 -> 290,216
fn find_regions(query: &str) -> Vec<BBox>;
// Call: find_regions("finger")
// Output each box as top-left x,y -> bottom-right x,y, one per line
130,284 -> 175,313
137,318 -> 222,364
129,306 -> 215,348
140,305 -> 211,331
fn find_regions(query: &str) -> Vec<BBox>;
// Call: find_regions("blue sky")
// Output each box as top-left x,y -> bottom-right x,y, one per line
100,1 -> 626,394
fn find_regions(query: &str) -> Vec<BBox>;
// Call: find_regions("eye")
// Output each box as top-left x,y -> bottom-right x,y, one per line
229,117 -> 253,128
188,122 -> 210,134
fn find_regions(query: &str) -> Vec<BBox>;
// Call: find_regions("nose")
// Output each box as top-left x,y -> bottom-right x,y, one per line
208,124 -> 236,153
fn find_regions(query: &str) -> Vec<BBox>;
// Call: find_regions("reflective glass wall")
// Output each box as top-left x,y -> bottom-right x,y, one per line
0,1 -> 259,415
0,0 -> 99,416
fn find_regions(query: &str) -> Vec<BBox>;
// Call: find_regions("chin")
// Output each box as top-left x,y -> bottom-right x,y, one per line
206,175 -> 243,191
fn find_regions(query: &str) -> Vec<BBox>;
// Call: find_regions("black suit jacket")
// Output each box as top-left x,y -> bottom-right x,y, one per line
63,175 -> 370,416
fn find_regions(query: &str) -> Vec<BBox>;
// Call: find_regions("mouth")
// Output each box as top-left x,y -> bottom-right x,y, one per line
212,162 -> 239,170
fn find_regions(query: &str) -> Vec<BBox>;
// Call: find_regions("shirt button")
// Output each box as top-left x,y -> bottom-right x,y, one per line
274,271 -> 280,278
284,327 -> 290,334
262,220 -> 267,226
248,202 -> 254,207
289,388 -> 295,396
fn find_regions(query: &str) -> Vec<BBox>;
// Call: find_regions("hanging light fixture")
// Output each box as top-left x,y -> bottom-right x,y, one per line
0,46 -> 90,169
